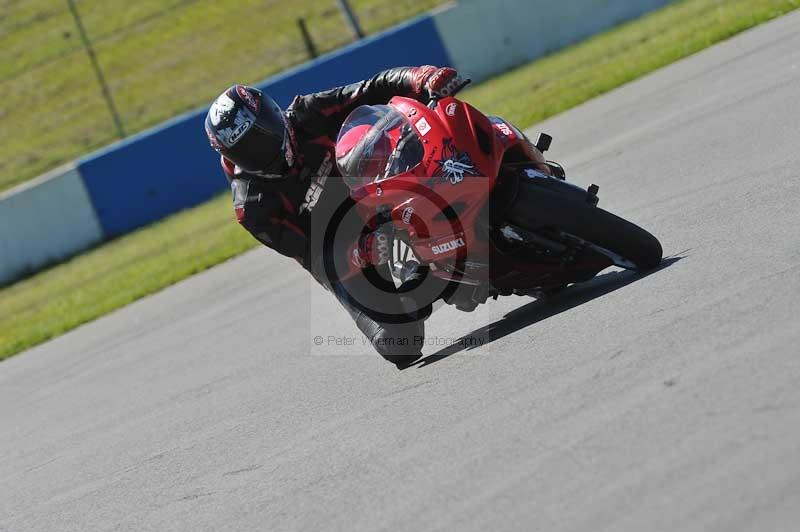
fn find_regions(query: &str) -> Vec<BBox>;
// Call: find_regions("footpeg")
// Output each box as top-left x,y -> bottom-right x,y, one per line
546,161 -> 566,180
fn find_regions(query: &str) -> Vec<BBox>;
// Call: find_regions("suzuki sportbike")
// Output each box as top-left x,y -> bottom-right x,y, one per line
333,96 -> 662,315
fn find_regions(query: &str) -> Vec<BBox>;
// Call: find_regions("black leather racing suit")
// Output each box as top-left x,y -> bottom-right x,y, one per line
221,67 -> 430,361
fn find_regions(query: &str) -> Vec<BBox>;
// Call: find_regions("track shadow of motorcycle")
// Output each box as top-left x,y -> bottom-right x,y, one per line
409,255 -> 684,369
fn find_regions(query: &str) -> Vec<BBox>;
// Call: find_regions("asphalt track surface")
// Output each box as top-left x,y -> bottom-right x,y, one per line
3,13 -> 800,532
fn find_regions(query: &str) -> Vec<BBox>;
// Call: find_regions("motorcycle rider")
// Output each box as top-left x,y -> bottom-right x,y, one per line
204,66 -> 469,368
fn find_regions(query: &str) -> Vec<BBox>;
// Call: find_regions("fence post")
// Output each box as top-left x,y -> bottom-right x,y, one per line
297,18 -> 318,59
66,0 -> 126,140
336,0 -> 365,40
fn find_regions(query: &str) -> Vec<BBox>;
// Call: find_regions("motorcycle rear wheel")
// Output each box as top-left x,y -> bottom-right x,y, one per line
506,180 -> 663,271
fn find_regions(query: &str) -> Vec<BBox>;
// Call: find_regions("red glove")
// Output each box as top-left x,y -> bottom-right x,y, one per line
412,65 -> 470,100
351,228 -> 393,269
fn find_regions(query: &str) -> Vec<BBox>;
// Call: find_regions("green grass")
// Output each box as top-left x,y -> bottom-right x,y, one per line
0,0 -> 445,192
1,0 -> 798,361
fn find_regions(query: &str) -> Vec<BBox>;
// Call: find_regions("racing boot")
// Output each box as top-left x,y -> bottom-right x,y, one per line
353,311 -> 424,368
333,273 -> 426,368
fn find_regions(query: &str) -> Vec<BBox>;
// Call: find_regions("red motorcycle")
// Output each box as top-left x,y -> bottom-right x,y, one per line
334,95 -> 662,314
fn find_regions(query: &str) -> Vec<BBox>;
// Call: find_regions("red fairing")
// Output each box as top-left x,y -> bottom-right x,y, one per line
341,96 -> 514,283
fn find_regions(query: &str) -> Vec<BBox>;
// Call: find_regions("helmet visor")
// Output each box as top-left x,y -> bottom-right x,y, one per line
225,122 -> 288,178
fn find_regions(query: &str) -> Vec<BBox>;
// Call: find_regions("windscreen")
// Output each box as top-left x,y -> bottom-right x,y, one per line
335,105 -> 424,190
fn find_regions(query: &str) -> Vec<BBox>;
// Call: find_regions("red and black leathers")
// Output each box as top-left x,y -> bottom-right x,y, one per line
224,67 -> 443,280
220,66 -> 454,363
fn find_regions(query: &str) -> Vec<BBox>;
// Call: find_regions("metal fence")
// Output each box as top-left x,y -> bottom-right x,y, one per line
0,0 -> 445,192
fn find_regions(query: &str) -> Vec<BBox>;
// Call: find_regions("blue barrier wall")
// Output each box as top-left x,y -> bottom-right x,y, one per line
254,15 -> 453,108
77,114 -> 217,238
77,14 -> 451,237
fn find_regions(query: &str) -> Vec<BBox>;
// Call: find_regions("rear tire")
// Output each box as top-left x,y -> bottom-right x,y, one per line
506,179 -> 663,271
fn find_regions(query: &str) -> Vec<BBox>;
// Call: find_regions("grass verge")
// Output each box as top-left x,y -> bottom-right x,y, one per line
1,0 -> 798,361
